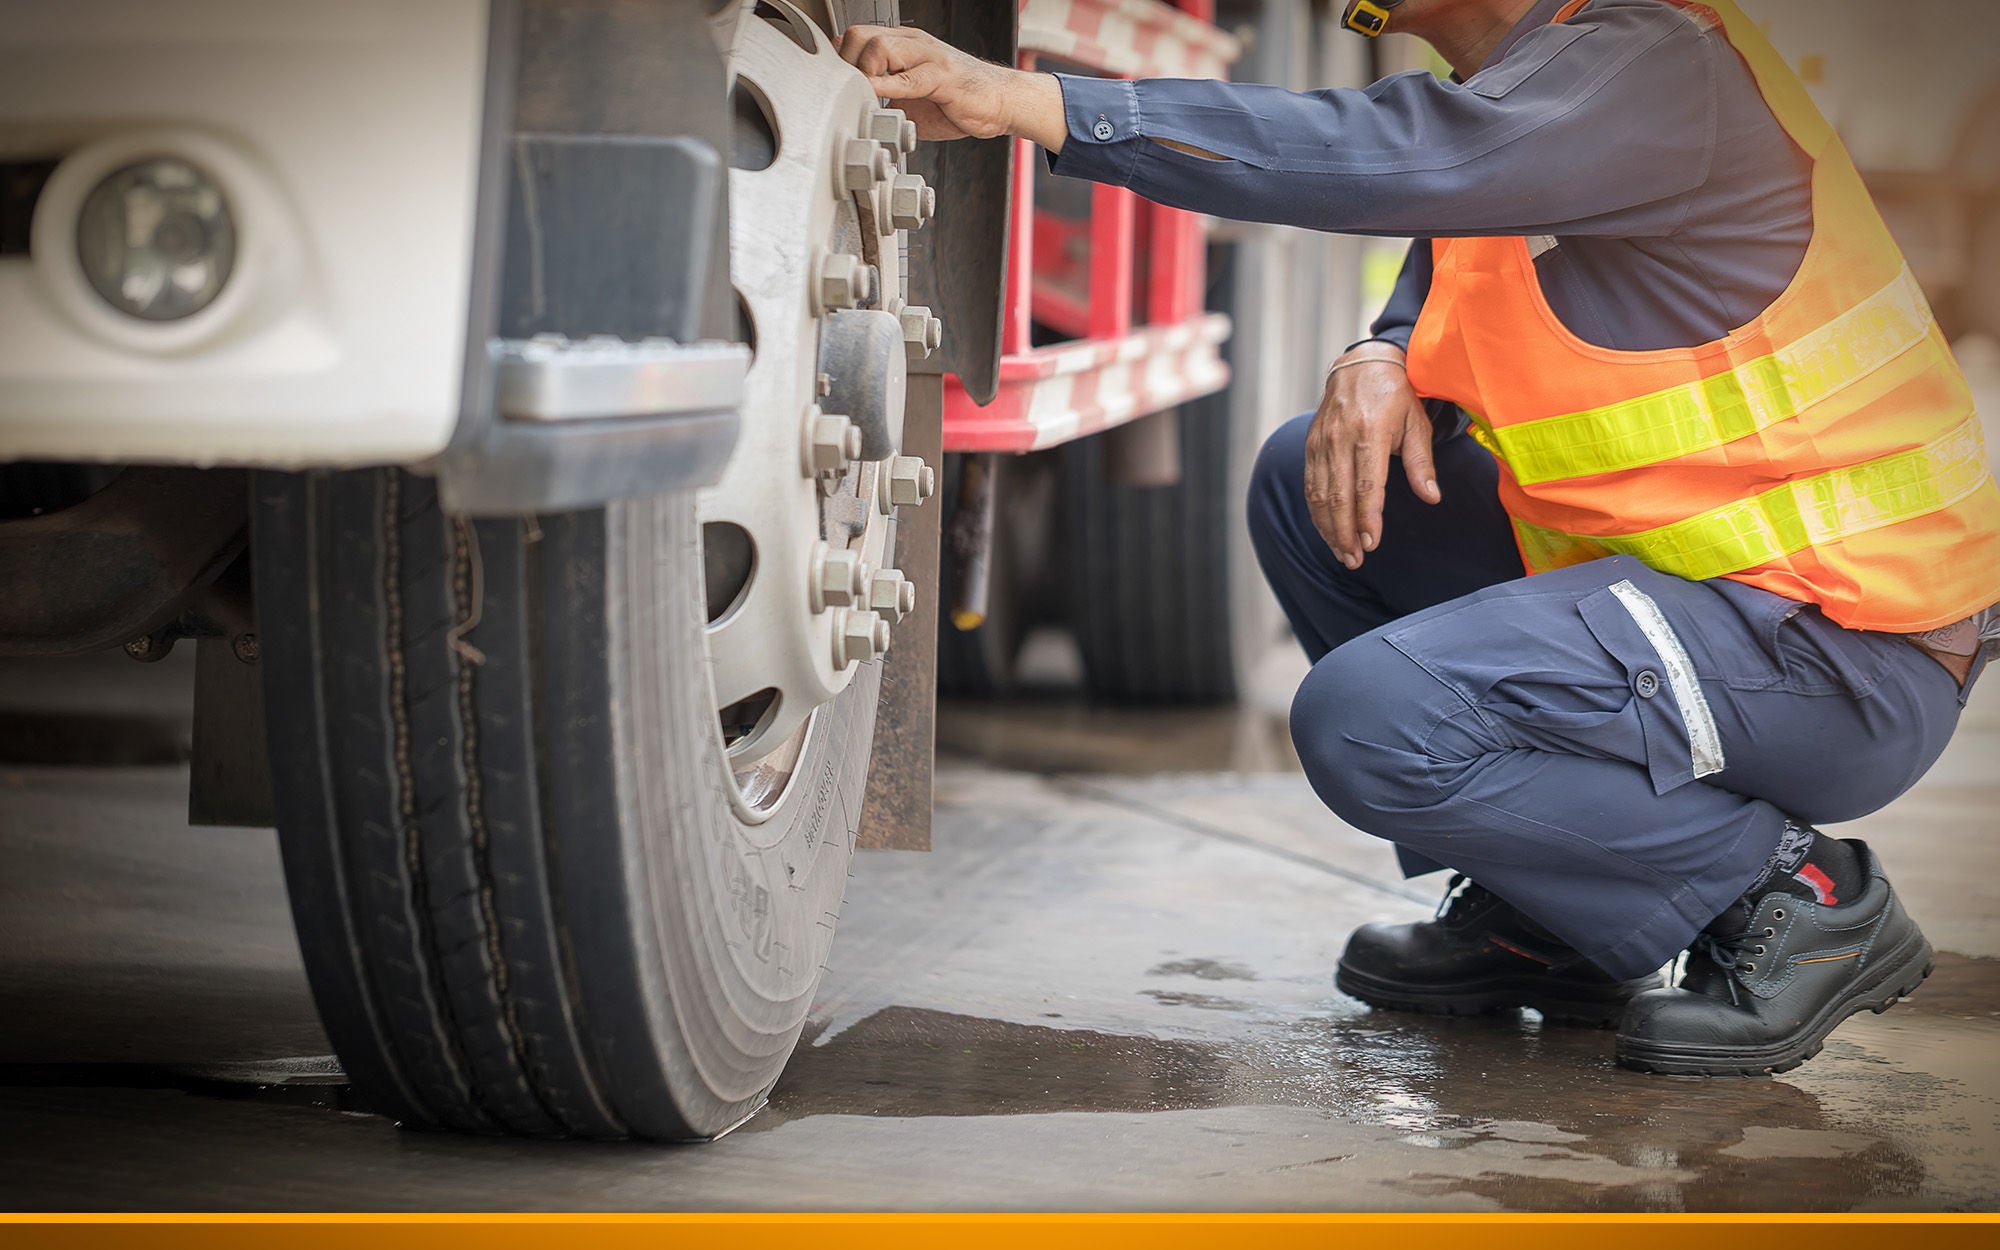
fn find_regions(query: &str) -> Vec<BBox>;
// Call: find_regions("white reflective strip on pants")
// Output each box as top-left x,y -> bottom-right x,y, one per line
1608,579 -> 1727,779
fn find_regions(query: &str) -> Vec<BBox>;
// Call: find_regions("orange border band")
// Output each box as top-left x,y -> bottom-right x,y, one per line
3,1212 -> 1997,1250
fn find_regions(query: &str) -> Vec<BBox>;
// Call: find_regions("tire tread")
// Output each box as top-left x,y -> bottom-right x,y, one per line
1064,391 -> 1238,704
260,470 -> 629,1137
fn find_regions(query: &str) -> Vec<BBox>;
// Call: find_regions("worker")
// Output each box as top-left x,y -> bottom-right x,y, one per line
840,0 -> 2000,1074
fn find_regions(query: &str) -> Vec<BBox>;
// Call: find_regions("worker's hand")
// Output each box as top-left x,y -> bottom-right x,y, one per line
839,24 -> 1066,150
1304,343 -> 1441,569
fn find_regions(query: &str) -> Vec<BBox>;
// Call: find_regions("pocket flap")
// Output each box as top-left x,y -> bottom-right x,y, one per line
1578,579 -> 1727,795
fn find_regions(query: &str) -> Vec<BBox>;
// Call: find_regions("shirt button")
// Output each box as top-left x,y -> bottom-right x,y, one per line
1634,670 -> 1661,699
1092,119 -> 1116,142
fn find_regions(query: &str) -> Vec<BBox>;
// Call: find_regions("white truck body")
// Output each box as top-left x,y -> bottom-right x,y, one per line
0,1 -> 489,467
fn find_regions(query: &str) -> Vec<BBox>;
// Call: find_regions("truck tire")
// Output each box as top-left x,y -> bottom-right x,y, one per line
1060,237 -> 1307,707
251,0 -> 928,1139
1062,385 -> 1241,704
253,472 -> 875,1140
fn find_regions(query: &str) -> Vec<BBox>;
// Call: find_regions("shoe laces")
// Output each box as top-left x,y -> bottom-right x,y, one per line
1434,874 -> 1490,923
1690,923 -> 1762,1008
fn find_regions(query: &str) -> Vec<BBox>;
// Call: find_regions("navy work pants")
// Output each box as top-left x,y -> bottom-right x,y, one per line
1248,413 -> 1965,979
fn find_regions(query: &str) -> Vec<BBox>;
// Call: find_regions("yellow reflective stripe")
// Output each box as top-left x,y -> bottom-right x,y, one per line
1514,414 -> 1993,581
1466,411 -> 1500,458
1493,267 -> 1937,486
1514,520 -> 1607,574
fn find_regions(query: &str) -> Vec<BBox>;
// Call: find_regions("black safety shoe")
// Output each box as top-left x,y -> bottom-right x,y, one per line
1615,839 -> 1933,1077
1335,876 -> 1663,1028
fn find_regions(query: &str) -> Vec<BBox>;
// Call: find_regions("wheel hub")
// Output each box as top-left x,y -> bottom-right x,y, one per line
700,3 -> 938,817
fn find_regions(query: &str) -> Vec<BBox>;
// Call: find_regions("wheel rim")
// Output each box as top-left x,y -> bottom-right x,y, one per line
699,2 -> 936,825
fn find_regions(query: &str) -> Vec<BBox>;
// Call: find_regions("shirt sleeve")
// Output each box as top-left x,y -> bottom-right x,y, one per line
1045,1 -> 1719,240
1358,240 -> 1432,353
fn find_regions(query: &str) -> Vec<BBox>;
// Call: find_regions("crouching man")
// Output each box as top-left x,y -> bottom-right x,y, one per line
841,0 -> 2000,1072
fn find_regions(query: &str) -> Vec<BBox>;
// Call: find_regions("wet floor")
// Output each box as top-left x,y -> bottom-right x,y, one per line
0,653 -> 1996,1211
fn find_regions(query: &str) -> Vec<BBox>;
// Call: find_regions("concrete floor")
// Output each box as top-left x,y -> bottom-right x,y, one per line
0,651 -> 1996,1211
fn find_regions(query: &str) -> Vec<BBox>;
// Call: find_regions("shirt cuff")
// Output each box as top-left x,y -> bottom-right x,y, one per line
1346,330 -> 1413,355
1044,74 -> 1142,185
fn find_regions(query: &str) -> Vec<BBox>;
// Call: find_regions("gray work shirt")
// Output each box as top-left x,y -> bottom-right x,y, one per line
1046,0 -> 1814,354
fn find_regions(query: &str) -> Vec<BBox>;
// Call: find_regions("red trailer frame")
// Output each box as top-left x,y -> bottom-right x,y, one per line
941,0 -> 1240,453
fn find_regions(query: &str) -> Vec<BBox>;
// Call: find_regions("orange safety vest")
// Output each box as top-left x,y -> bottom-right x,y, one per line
1405,0 -> 2000,633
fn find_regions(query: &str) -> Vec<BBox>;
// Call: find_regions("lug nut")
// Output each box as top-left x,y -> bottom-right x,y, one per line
812,544 -> 868,610
806,408 -> 861,477
869,569 -> 916,623
889,174 -> 935,231
124,635 -> 168,662
859,263 -> 879,307
868,109 -> 919,155
842,138 -> 893,192
832,608 -> 892,668
817,251 -> 870,312
881,454 -> 936,511
899,305 -> 943,357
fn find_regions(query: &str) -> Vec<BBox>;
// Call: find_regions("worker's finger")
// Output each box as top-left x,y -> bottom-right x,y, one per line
890,98 -> 965,143
1302,406 -> 1352,565
1351,429 -> 1388,557
1399,401 -> 1441,504
838,24 -> 871,66
841,26 -> 892,76
866,59 -> 948,103
840,24 -> 916,74
844,26 -> 936,84
839,24 -> 889,54
1322,411 -> 1365,567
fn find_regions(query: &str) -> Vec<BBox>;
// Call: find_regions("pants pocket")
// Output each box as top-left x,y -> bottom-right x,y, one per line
1377,561 -> 1717,800
1773,604 -> 1894,697
1576,579 -> 1726,796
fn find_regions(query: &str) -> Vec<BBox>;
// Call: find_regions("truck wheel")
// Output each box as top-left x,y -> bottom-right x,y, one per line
253,477 -> 876,1140
254,0 -> 925,1140
1062,387 -> 1245,704
1060,243 -> 1294,706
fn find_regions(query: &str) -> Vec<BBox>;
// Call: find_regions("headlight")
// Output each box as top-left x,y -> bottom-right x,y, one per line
74,157 -> 236,322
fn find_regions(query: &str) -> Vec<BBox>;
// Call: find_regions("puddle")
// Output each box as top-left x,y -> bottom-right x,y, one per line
0,1056 -> 366,1113
1264,1012 -> 1945,1210
1139,990 -> 1255,1011
769,974 -> 1995,1210
1886,953 -> 2000,1020
1147,959 -> 1259,981
774,1008 -> 1233,1119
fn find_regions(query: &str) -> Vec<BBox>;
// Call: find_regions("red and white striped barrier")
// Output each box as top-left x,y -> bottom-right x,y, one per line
941,1 -> 1236,456
943,312 -> 1231,452
1019,0 -> 1241,81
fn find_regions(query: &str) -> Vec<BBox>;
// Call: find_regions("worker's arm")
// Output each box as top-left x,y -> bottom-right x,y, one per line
1362,242 -> 1432,355
843,5 -> 1717,240
1306,242 -> 1447,567
838,25 -> 1068,150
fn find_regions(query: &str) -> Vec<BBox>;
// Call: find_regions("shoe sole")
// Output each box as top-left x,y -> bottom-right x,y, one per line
1613,929 -> 1935,1077
1335,961 -> 1652,1029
